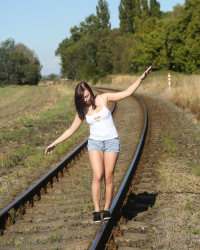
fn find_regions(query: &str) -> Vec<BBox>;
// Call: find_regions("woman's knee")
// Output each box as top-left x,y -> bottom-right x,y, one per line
105,175 -> 114,186
93,174 -> 103,183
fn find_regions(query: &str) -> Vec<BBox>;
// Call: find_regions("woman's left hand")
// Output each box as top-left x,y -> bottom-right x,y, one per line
141,65 -> 152,80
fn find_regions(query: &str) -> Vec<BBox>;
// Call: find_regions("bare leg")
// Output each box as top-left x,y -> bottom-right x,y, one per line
103,152 -> 119,211
89,150 -> 104,212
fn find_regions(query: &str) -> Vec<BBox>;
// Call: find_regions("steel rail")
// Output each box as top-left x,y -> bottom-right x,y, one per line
0,90 -> 116,231
89,91 -> 148,250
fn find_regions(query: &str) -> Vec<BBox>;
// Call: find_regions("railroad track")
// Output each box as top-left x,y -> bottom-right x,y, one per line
0,88 -> 157,250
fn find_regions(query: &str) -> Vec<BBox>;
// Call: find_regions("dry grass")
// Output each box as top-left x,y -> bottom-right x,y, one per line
95,73 -> 200,122
152,193 -> 200,250
152,158 -> 200,249
157,158 -> 200,193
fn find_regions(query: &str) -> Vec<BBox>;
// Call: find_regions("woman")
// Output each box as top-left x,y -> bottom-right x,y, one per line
45,66 -> 151,223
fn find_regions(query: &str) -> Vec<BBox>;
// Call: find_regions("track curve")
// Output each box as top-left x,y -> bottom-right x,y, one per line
0,88 -> 147,250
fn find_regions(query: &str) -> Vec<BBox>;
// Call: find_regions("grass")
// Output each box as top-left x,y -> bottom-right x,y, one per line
153,137 -> 200,249
182,228 -> 200,234
8,208 -> 16,222
0,84 -> 90,209
95,71 -> 200,122
165,210 -> 173,217
0,87 -> 75,170
162,136 -> 177,153
185,198 -> 193,214
156,199 -> 162,208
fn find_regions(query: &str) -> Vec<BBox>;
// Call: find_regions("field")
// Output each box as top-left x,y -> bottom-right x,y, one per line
95,70 -> 200,123
0,83 -> 89,210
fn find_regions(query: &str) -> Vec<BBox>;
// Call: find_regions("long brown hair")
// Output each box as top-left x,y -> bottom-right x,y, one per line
75,82 -> 96,120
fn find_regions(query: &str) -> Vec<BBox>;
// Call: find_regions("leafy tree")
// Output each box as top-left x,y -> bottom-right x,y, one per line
14,43 -> 42,85
80,14 -> 99,35
55,38 -> 69,57
119,0 -> 136,34
165,0 -> 200,73
47,73 -> 57,81
172,4 -> 183,18
61,41 -> 87,79
0,39 -> 41,86
111,33 -> 135,73
160,11 -> 172,19
0,38 -> 17,86
56,1 -> 112,80
70,26 -> 83,42
95,29 -> 112,73
150,0 -> 161,18
96,0 -> 111,30
141,0 -> 149,18
130,18 -> 168,71
135,0 -> 141,18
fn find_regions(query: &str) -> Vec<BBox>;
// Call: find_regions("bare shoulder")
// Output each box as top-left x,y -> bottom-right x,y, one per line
99,93 -> 109,101
99,93 -> 109,108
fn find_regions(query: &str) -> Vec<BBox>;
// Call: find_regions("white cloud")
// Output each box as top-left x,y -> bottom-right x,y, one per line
41,58 -> 61,75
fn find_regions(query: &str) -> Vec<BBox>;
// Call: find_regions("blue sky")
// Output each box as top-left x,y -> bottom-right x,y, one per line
1,0 -> 185,76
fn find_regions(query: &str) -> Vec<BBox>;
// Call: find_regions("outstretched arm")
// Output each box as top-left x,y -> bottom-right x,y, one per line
45,113 -> 83,156
105,66 -> 152,102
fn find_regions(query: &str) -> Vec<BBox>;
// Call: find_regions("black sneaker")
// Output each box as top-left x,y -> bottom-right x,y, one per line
92,212 -> 101,223
102,210 -> 111,220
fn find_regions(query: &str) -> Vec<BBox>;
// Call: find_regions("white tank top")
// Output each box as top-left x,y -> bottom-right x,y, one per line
86,95 -> 119,141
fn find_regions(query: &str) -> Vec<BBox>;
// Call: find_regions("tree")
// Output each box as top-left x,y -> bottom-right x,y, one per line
150,0 -> 161,18
130,18 -> 168,71
47,73 -> 57,81
172,4 -> 183,18
55,38 -> 69,57
111,33 -> 135,73
135,0 -> 141,18
61,41 -> 87,79
141,0 -> 149,18
14,43 -> 42,85
97,32 -> 111,72
0,39 -> 41,86
119,0 -> 136,34
81,14 -> 99,35
165,0 -> 200,73
96,0 -> 111,30
0,38 -> 17,86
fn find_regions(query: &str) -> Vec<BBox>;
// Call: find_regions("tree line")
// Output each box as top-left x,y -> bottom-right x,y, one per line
56,0 -> 200,83
0,39 -> 42,87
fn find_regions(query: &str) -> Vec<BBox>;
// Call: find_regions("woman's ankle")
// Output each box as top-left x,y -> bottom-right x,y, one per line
103,207 -> 110,211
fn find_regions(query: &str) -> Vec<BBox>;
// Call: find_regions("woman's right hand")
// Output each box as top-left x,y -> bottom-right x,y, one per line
45,144 -> 56,156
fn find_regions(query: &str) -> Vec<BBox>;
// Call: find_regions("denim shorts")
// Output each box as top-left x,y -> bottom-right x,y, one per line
88,137 -> 120,153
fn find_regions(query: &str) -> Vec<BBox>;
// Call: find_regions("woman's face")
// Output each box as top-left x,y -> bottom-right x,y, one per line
83,89 -> 91,104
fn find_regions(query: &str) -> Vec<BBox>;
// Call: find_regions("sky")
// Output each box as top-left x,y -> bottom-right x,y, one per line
0,0 -> 185,76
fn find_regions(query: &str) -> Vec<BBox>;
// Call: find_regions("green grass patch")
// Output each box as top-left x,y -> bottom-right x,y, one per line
182,228 -> 200,234
162,136 -> 177,153
0,86 -> 89,173
192,166 -> 200,176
